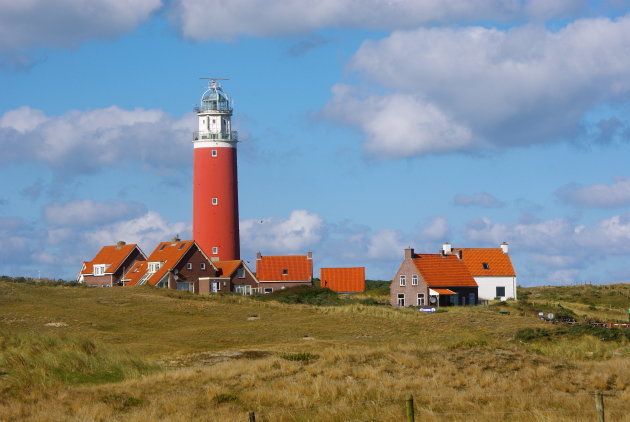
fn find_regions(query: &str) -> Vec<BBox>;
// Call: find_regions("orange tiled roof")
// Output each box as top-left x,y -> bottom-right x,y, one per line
214,260 -> 242,278
81,244 -> 143,275
432,288 -> 456,295
453,248 -> 516,277
412,254 -> 477,287
256,255 -> 312,282
126,240 -> 212,286
320,267 -> 365,292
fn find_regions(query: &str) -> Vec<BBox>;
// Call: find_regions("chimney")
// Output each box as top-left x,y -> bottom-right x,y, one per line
404,247 -> 414,259
307,251 -> 313,260
456,249 -> 462,260
256,252 -> 262,260
442,242 -> 452,254
116,241 -> 126,249
171,235 -> 181,245
500,242 -> 509,254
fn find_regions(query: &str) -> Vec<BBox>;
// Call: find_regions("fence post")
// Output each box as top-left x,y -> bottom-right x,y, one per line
594,390 -> 605,422
248,411 -> 256,422
406,393 -> 415,422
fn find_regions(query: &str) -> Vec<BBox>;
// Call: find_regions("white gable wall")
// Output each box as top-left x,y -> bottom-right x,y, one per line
475,276 -> 517,300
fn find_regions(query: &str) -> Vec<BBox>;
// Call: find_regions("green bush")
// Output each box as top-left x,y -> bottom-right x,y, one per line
280,352 -> 319,362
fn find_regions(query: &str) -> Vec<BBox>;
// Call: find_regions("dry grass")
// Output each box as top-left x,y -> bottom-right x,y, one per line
0,281 -> 629,421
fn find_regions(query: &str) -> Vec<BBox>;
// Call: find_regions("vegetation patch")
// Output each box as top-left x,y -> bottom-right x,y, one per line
214,393 -> 239,404
0,331 -> 157,391
280,352 -> 319,362
516,325 -> 630,343
101,393 -> 143,411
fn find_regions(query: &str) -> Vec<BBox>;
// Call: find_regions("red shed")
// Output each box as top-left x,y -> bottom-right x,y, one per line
320,267 -> 365,293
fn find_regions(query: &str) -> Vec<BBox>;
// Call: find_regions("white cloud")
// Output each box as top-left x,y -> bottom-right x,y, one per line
323,85 -> 475,158
170,0 -> 584,41
0,106 -> 194,176
44,200 -> 147,227
329,14 -> 630,157
453,192 -> 504,208
0,0 -> 162,50
420,216 -> 451,242
556,177 -> 630,207
366,229 -> 407,260
240,209 -> 324,253
83,210 -> 190,252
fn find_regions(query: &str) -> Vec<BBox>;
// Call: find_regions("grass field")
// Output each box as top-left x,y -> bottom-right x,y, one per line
0,279 -> 629,421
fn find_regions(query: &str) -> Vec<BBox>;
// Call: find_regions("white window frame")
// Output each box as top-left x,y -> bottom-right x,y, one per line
264,287 -> 273,294
211,149 -> 217,157
93,264 -> 106,276
212,246 -> 218,255
412,274 -> 418,286
397,293 -> 405,307
399,275 -> 406,287
186,263 -> 192,270
417,293 -> 425,306
148,262 -> 161,273
200,262 -> 206,270
212,197 -> 218,206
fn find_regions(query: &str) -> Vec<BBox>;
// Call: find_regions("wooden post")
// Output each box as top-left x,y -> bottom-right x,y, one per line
406,393 -> 415,422
594,390 -> 605,422
248,411 -> 256,422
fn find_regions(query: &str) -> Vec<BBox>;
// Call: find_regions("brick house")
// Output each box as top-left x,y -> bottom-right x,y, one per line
211,260 -> 259,295
390,247 -> 478,307
255,252 -> 313,293
77,241 -> 146,287
448,242 -> 517,300
125,238 -> 219,293
320,267 -> 365,293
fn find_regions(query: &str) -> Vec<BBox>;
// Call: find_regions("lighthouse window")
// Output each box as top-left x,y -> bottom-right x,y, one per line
212,197 -> 218,205
212,247 -> 218,254
211,149 -> 217,157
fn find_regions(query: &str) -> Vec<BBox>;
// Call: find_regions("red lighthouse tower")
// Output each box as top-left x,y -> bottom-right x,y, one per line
192,79 -> 240,260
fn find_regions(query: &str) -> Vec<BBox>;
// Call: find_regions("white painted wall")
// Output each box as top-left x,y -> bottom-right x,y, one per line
475,276 -> 517,300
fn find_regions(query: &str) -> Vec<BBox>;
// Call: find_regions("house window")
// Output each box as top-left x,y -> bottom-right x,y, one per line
282,269 -> 288,275
94,265 -> 106,276
211,149 -> 217,157
417,293 -> 425,306
148,262 -> 161,273
212,197 -> 218,205
264,287 -> 273,294
212,247 -> 218,255
412,275 -> 418,286
178,243 -> 185,249
186,263 -> 192,270
496,286 -> 506,297
200,263 -> 206,270
399,275 -> 406,286
236,267 -> 245,278
482,262 -> 490,270
397,293 -> 405,307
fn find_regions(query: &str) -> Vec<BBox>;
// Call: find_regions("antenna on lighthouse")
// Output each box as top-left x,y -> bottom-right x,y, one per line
200,77 -> 229,88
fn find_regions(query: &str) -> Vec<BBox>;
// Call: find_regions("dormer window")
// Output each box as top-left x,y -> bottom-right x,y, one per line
94,264 -> 106,276
482,262 -> 490,270
148,262 -> 161,273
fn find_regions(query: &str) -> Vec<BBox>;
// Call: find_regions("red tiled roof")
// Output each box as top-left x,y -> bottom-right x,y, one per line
320,267 -> 365,292
81,244 -> 143,275
214,260 -> 242,278
256,255 -> 312,282
454,248 -> 516,277
412,254 -> 477,287
126,240 -> 213,286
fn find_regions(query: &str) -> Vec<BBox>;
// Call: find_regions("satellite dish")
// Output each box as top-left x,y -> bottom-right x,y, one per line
429,296 -> 437,304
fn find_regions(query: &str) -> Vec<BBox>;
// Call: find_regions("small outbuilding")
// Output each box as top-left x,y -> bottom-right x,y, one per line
320,267 -> 365,293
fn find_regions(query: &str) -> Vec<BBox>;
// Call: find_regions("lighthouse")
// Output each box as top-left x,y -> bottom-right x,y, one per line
192,79 -> 240,260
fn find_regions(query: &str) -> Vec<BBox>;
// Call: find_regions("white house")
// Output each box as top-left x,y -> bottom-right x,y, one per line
444,242 -> 517,300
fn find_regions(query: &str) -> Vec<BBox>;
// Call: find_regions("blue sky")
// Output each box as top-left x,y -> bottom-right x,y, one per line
2,0 -> 630,284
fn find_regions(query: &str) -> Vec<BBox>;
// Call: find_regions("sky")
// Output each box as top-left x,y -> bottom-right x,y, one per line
2,0 -> 630,285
